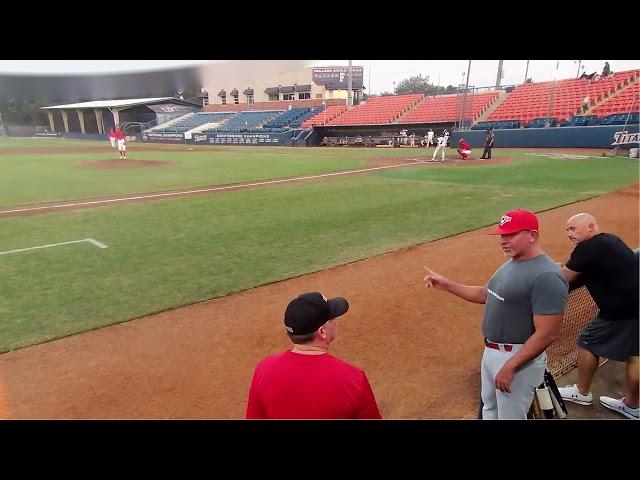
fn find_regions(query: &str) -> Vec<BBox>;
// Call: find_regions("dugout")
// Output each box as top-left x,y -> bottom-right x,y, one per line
307,122 -> 457,147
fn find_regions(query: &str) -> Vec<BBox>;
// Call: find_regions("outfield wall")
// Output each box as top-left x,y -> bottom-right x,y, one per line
450,125 -> 640,149
139,130 -> 299,146
127,124 -> 640,149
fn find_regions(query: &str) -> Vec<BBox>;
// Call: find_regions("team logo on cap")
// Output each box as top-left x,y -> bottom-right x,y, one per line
500,215 -> 512,226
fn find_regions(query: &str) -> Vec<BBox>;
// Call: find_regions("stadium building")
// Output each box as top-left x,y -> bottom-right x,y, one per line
199,64 -> 365,108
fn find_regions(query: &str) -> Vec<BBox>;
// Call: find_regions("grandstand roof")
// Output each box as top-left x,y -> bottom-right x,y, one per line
41,97 -> 200,110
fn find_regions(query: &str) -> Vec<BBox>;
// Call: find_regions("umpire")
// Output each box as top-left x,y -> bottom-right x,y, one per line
480,127 -> 494,159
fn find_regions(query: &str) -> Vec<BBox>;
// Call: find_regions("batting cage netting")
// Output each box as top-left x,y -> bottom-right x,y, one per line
546,286 -> 599,378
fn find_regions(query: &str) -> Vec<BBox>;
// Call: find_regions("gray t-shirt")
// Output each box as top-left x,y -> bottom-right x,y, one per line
482,253 -> 569,344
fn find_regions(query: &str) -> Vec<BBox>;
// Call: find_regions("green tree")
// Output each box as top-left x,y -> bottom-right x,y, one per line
0,98 -> 49,125
395,74 -> 431,94
394,74 -> 448,96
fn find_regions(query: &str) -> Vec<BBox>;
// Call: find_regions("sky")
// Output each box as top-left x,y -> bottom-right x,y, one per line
0,60 -> 638,95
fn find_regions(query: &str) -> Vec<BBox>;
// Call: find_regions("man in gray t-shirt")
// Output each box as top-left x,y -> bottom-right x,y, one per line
424,209 -> 568,419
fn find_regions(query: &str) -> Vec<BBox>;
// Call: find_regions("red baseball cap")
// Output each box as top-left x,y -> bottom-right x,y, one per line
489,209 -> 539,235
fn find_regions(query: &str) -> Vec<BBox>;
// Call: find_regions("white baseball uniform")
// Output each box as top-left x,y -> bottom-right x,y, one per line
432,135 -> 447,161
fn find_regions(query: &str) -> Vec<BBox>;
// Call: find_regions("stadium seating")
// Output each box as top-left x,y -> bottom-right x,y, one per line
591,81 -> 639,117
290,105 -> 325,128
302,106 -> 347,127
524,117 -> 558,128
205,110 -> 283,132
152,112 -> 236,133
399,91 -> 500,123
598,112 -> 640,125
327,94 -> 423,125
488,70 -> 639,125
471,121 -> 495,131
559,115 -> 599,127
263,108 -> 311,129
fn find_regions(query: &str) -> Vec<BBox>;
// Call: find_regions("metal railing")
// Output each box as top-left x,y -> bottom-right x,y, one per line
121,119 -> 159,136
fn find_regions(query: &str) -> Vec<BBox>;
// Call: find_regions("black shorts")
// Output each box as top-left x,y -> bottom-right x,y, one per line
578,316 -> 639,361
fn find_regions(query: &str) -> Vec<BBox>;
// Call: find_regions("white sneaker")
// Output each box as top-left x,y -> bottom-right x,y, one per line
599,396 -> 639,419
559,384 -> 593,405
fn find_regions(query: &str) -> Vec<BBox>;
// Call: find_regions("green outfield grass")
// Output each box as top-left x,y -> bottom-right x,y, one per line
0,140 -> 384,206
0,139 -> 638,352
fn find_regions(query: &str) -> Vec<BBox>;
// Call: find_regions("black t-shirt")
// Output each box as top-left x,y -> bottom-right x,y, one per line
566,233 -> 639,320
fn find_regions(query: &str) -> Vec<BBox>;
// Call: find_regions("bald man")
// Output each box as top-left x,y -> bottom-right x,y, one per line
558,213 -> 639,419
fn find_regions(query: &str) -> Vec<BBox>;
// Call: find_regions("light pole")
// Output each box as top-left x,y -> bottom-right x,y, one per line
546,61 -> 560,127
347,59 -> 353,109
459,60 -> 471,130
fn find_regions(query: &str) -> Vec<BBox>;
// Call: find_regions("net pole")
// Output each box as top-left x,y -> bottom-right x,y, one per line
607,89 -> 638,157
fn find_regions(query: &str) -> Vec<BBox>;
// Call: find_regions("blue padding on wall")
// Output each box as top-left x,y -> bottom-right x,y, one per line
450,124 -> 640,149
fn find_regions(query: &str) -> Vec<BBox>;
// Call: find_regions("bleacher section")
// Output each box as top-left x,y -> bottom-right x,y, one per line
488,70 -> 640,125
471,120 -> 521,130
598,112 -> 640,125
289,106 -> 325,128
399,91 -> 500,123
559,115 -> 599,127
524,118 -> 558,128
591,81 -> 640,117
152,112 -> 236,133
327,94 -> 423,125
202,110 -> 282,133
263,108 -> 312,129
302,106 -> 347,127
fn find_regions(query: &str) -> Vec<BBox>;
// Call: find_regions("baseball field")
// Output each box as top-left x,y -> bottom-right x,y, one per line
0,137 -> 637,418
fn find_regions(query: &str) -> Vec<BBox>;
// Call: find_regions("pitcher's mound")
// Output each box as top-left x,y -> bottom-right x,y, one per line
80,159 -> 177,169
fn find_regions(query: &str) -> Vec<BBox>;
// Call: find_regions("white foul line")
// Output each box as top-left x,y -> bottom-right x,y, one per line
0,238 -> 108,256
0,162 -> 418,215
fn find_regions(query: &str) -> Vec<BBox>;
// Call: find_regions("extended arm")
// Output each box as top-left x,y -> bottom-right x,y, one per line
424,266 -> 487,304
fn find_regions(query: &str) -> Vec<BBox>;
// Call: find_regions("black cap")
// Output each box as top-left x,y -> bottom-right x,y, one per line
284,292 -> 349,336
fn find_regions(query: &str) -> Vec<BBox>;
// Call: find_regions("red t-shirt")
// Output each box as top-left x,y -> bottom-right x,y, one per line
114,129 -> 125,140
246,350 -> 382,419
459,140 -> 471,150
108,130 -> 115,138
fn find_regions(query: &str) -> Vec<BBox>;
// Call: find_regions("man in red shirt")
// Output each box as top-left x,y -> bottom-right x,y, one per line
107,128 -> 116,149
114,126 -> 126,159
457,138 -> 472,160
246,292 -> 382,419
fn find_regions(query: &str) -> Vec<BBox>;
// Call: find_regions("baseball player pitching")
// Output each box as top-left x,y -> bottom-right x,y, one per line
114,126 -> 126,159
